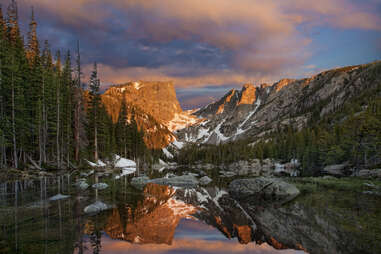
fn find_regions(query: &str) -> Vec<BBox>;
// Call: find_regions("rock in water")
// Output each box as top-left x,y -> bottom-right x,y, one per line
49,193 -> 70,201
131,175 -> 199,190
323,164 -> 347,176
92,183 -> 108,190
84,201 -> 110,214
228,177 -> 300,204
199,176 -> 212,186
75,181 -> 89,190
150,174 -> 199,188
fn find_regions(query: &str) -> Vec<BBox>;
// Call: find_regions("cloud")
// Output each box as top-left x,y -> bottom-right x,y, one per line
14,0 -> 381,92
84,63 -> 275,88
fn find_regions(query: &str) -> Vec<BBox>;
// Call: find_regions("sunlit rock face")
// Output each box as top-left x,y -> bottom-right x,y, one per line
101,81 -> 199,148
103,183 -> 197,244
104,81 -> 182,123
238,84 -> 256,105
101,82 -> 178,149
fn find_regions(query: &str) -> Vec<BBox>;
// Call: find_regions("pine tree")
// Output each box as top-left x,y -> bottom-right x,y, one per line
26,7 -> 39,65
73,40 -> 86,162
62,51 -> 73,166
0,5 -> 7,167
88,62 -> 101,161
55,51 -> 62,168
7,0 -> 21,46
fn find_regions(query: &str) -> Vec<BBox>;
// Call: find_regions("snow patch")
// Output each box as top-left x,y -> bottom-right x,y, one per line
166,111 -> 199,132
214,120 -> 229,143
166,197 -> 197,218
172,139 -> 185,149
235,98 -> 261,136
86,160 -> 106,168
133,82 -> 142,90
121,168 -> 136,176
114,155 -> 136,168
162,148 -> 174,159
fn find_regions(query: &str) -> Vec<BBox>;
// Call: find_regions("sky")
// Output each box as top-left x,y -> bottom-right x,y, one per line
8,0 -> 381,109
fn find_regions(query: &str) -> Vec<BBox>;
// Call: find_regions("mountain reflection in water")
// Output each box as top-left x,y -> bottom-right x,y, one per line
78,183 -> 304,254
1,175 -> 380,254
78,219 -> 303,254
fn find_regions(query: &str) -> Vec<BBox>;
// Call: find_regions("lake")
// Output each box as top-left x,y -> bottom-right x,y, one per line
0,173 -> 380,254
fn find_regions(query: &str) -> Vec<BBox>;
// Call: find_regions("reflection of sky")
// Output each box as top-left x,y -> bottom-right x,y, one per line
77,219 -> 307,254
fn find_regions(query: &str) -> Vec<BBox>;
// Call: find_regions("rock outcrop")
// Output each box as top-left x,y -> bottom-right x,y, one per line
101,81 -> 198,149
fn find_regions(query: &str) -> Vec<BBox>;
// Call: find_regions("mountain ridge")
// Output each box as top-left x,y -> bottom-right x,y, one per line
175,61 -> 381,146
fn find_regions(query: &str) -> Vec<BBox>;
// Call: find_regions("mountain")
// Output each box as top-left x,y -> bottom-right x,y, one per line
101,81 -> 199,149
103,183 -> 196,244
176,61 -> 381,145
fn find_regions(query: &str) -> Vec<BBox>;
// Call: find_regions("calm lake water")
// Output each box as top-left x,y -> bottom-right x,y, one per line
0,173 -> 380,254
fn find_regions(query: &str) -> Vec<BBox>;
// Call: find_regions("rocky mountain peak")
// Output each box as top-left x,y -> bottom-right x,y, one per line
104,81 -> 182,123
238,84 -> 256,105
101,80 -> 199,149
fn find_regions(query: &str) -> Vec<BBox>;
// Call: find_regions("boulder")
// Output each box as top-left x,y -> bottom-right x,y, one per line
219,171 -> 237,177
358,169 -> 381,178
358,169 -> 372,177
323,164 -> 347,176
226,160 -> 262,176
229,177 -> 300,204
199,176 -> 212,186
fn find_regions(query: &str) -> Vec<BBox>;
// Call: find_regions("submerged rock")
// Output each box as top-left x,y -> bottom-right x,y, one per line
49,193 -> 70,201
84,201 -> 111,214
150,175 -> 199,189
199,176 -> 212,186
75,181 -> 89,190
92,183 -> 108,190
229,177 -> 300,204
131,175 -> 199,190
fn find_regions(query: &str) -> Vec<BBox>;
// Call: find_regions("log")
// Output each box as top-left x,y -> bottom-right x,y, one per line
27,155 -> 43,171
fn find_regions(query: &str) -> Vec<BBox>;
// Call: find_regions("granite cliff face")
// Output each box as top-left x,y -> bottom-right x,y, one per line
176,61 -> 381,145
103,81 -> 182,123
101,81 -> 198,149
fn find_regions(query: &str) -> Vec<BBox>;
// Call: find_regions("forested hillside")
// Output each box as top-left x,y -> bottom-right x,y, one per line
0,1 -> 152,170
